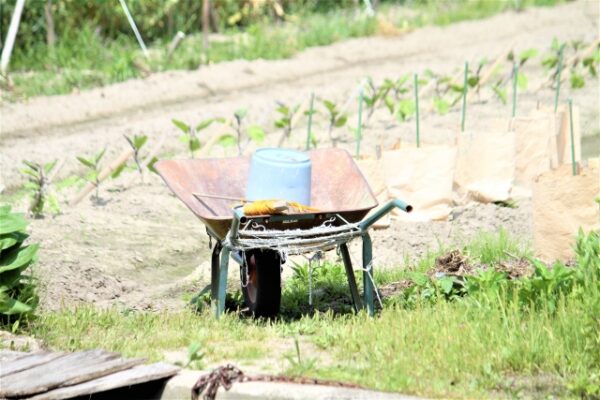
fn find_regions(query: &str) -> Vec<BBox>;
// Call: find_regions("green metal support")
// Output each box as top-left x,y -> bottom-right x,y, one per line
216,246 -> 231,318
362,233 -> 374,316
339,243 -> 363,313
210,243 -> 222,316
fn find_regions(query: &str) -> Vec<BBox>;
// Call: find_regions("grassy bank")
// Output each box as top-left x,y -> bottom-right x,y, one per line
2,0 -> 562,100
9,229 -> 598,398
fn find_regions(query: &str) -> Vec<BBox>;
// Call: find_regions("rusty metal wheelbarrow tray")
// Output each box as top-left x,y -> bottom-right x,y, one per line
155,148 -> 379,240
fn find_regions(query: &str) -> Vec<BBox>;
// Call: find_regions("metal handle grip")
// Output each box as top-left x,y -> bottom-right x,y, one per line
359,199 -> 412,231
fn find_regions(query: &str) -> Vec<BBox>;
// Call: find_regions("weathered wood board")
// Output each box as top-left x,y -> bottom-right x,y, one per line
0,349 -> 144,398
27,362 -> 180,400
0,352 -> 66,378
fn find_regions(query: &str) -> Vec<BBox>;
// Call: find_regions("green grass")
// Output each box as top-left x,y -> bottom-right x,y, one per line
9,229 -> 598,398
2,0 -> 563,100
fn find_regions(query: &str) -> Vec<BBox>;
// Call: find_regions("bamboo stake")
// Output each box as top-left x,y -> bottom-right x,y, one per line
568,98 -> 577,176
356,89 -> 364,158
414,73 -> 420,148
305,93 -> 315,150
460,62 -> 468,132
70,148 -> 134,205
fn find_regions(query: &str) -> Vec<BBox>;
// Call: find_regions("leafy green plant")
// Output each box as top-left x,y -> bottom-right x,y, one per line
218,109 -> 265,154
21,160 -> 60,218
321,99 -> 347,146
275,103 -> 299,147
361,77 -> 388,122
172,118 -> 213,158
284,337 -> 317,375
185,342 -> 205,369
76,149 -> 106,201
0,206 -> 39,321
123,134 -> 148,182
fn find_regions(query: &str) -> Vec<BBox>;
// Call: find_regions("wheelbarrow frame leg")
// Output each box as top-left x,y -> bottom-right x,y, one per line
210,243 -> 222,316
362,233 -> 375,316
210,242 -> 231,318
339,243 -> 363,313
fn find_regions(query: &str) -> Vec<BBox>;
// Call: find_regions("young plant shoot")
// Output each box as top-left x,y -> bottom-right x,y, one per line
21,160 -> 60,217
76,149 -> 106,201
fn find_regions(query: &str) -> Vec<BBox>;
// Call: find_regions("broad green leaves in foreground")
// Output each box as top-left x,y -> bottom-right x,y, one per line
0,206 -> 39,318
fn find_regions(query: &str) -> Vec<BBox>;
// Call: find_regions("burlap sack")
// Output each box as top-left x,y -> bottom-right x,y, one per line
556,105 -> 582,165
510,114 -> 558,186
530,105 -> 582,166
356,158 -> 390,229
454,130 -> 515,203
533,165 -> 600,262
382,146 -> 457,222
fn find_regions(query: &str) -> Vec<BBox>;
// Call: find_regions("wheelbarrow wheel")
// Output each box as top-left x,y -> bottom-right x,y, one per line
242,250 -> 281,318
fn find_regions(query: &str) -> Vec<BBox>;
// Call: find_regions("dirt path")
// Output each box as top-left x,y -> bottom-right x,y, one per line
0,1 -> 597,310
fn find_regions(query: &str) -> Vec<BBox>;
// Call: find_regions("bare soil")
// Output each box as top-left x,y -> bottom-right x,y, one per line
0,1 -> 597,311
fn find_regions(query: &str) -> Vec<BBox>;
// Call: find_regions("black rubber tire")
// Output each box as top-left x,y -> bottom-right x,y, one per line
241,250 -> 281,318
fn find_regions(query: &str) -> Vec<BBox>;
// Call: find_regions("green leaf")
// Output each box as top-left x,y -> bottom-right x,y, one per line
95,149 -> 106,164
217,134 -> 237,148
467,76 -> 480,88
0,296 -> 32,316
396,99 -> 416,121
274,120 -> 287,129
133,135 -> 148,150
147,157 -> 160,174
518,48 -> 538,64
322,100 -> 336,113
247,125 -> 265,143
178,135 -> 190,144
47,195 -> 60,215
111,163 -> 126,179
0,213 -> 28,235
433,97 -> 450,114
189,138 -> 201,152
517,72 -> 528,90
195,119 -> 214,131
234,109 -> 247,120
76,156 -> 95,168
277,105 -> 290,116
492,84 -> 507,105
22,160 -> 39,171
0,244 -> 38,274
570,72 -> 585,89
172,119 -> 190,133
438,277 -> 455,295
334,115 -> 348,128
0,232 -> 28,252
0,206 -> 11,216
43,160 -> 58,174
384,96 -> 395,114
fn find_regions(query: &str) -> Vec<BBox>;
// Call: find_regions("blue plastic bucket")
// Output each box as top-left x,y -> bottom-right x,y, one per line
246,148 -> 311,205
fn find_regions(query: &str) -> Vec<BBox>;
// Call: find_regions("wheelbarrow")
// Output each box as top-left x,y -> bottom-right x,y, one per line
156,148 -> 412,318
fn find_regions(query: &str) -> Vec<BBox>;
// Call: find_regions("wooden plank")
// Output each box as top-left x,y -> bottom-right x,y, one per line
0,349 -> 144,398
0,352 -> 66,377
0,350 -> 29,362
28,362 -> 180,400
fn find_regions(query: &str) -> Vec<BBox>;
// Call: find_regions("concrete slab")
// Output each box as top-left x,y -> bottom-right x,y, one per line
160,369 -> 422,400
